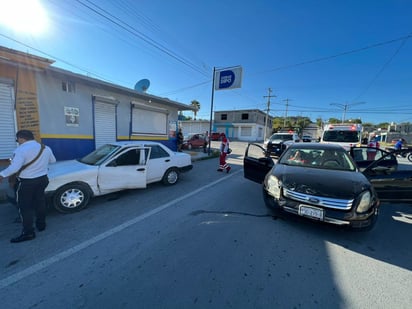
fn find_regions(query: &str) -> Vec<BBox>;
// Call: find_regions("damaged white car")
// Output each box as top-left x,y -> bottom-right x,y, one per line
46,141 -> 193,213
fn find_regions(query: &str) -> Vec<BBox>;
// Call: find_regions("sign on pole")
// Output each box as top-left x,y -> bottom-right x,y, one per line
214,66 -> 243,91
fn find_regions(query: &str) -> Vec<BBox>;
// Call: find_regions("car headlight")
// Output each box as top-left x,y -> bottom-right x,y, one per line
356,191 -> 372,213
265,174 -> 281,199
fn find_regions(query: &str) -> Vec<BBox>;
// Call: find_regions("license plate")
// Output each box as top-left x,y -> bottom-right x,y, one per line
299,205 -> 324,220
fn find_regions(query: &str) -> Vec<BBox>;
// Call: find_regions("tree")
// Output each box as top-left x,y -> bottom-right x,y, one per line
328,118 -> 341,124
190,100 -> 200,120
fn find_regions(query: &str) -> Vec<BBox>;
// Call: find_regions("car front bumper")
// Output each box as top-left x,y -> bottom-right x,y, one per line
179,164 -> 193,173
262,188 -> 379,229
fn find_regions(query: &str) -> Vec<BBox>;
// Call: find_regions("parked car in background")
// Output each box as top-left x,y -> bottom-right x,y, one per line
210,132 -> 221,141
46,141 -> 193,213
264,132 -> 300,157
302,135 -> 312,142
244,143 -> 412,231
182,133 -> 208,150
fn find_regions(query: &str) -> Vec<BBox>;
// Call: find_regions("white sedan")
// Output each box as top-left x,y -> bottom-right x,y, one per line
46,141 -> 193,213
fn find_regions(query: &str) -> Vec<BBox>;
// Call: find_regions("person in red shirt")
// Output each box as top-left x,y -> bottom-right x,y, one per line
367,134 -> 380,160
217,133 -> 231,173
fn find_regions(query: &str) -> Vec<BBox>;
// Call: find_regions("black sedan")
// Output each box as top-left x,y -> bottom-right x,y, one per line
244,143 -> 412,230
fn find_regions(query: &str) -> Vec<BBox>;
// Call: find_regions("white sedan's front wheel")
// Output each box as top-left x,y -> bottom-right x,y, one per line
53,183 -> 91,213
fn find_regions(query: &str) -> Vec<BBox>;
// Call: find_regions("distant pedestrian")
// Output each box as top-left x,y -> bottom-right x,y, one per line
394,138 -> 405,151
217,133 -> 231,173
177,128 -> 184,152
367,134 -> 380,160
0,130 -> 56,243
203,131 -> 209,153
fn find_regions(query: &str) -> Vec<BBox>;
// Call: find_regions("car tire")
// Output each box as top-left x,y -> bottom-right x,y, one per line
53,183 -> 91,213
162,168 -> 179,185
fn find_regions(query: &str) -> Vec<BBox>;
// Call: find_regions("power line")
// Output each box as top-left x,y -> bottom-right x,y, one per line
74,0 -> 210,77
352,36 -> 409,101
259,33 -> 412,75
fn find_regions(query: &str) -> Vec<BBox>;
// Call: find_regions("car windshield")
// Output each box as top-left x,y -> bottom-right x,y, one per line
79,144 -> 121,165
270,134 -> 293,141
279,147 -> 356,171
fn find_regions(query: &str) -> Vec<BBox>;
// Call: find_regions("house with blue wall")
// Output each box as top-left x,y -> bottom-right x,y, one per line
0,46 -> 196,162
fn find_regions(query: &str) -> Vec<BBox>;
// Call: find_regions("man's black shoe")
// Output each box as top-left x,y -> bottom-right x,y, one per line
10,232 -> 36,243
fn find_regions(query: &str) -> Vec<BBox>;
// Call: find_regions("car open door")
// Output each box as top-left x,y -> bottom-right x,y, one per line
361,149 -> 412,202
98,147 -> 150,192
243,143 -> 274,183
350,146 -> 397,170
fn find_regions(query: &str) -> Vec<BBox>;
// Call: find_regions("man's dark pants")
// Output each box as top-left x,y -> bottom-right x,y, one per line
16,175 -> 49,234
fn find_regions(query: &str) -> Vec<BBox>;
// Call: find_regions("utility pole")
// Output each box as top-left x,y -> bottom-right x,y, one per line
263,88 -> 276,141
330,102 -> 365,123
283,98 -> 292,127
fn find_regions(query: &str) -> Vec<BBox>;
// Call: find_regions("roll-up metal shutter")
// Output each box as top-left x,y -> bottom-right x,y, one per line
0,82 -> 17,158
94,100 -> 117,149
131,102 -> 168,135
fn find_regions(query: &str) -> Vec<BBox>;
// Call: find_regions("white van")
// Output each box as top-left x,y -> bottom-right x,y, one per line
321,123 -> 363,151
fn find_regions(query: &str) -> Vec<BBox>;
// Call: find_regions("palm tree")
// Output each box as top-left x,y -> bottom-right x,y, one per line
190,100 -> 200,120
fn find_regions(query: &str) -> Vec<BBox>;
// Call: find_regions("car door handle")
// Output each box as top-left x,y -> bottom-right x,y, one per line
165,159 -> 170,162
137,168 -> 145,171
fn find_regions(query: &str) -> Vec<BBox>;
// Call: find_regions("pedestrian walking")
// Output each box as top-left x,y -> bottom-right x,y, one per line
217,133 -> 231,173
177,128 -> 184,152
0,130 -> 56,243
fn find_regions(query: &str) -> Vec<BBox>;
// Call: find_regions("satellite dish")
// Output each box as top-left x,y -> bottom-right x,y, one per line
134,79 -> 150,93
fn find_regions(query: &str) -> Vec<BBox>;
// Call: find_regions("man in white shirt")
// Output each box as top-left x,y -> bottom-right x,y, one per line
0,130 -> 56,243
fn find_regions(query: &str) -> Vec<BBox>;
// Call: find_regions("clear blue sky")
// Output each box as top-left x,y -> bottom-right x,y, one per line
1,0 -> 411,125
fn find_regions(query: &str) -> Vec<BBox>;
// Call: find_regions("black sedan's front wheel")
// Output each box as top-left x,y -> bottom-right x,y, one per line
52,183 -> 91,213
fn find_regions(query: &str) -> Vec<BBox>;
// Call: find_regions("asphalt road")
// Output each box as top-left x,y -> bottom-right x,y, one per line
0,141 -> 411,308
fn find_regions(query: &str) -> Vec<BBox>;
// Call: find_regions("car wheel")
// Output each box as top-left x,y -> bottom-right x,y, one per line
53,183 -> 91,213
187,143 -> 192,150
162,168 -> 179,185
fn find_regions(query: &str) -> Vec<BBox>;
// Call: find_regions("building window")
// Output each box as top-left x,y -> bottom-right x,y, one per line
241,113 -> 249,120
62,81 -> 75,93
221,114 -> 227,120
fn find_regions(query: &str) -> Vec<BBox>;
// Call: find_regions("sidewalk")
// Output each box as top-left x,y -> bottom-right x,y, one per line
184,148 -> 218,162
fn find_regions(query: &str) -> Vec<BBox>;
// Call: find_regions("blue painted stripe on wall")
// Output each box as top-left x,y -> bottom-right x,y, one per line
42,138 -> 95,160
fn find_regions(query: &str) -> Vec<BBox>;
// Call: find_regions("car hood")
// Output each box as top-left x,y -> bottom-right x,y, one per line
273,164 -> 370,199
48,160 -> 96,179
